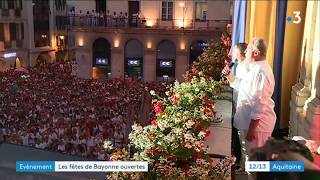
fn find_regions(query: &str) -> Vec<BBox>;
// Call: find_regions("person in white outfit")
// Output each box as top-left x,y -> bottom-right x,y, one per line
223,42 -> 249,170
225,43 -> 250,99
225,38 -> 276,169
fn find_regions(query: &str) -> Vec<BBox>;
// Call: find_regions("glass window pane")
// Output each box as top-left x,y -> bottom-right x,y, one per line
162,1 -> 167,20
0,23 -> 4,41
10,23 -> 17,40
8,0 -> 14,9
21,23 -> 24,39
195,2 -> 208,21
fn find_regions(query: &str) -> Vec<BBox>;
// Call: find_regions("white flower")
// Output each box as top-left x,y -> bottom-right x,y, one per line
164,134 -> 175,143
150,90 -> 156,96
173,118 -> 181,123
173,128 -> 183,135
198,131 -> 206,138
185,120 -> 195,128
165,91 -> 170,96
185,142 -> 192,149
103,140 -> 114,150
184,133 -> 193,141
158,120 -> 168,130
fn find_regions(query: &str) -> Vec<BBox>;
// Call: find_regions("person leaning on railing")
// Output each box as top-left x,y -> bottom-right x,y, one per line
112,12 -> 117,27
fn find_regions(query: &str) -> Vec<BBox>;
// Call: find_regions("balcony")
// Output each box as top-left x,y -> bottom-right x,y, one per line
66,15 -> 231,31
4,41 -> 12,49
16,40 -> 23,48
1,9 -> 9,17
14,9 -> 21,18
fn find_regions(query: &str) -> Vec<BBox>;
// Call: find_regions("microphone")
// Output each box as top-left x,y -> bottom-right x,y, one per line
228,62 -> 235,68
221,62 -> 235,77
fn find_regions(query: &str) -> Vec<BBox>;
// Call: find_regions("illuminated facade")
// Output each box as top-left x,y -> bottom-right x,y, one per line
65,0 -> 232,81
0,0 -> 57,71
0,0 -> 232,81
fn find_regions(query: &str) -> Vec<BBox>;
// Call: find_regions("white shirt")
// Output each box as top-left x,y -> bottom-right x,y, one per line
230,60 -> 249,91
58,144 -> 65,151
86,137 -> 94,147
234,60 -> 276,132
97,153 -> 105,160
22,135 -> 29,145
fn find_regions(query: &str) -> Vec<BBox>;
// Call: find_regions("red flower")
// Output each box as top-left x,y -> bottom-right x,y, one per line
157,148 -> 163,153
204,108 -> 211,113
203,96 -> 214,107
206,99 -> 214,107
181,159 -> 188,165
185,164 -> 190,172
205,130 -> 211,137
200,142 -> 205,147
151,119 -> 158,127
167,156 -> 176,161
151,149 -> 156,156
146,149 -> 151,155
173,95 -> 179,105
212,110 -> 217,117
193,152 -> 200,161
154,102 -> 163,116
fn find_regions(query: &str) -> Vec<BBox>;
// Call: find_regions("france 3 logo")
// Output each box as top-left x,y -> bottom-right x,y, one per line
287,11 -> 302,24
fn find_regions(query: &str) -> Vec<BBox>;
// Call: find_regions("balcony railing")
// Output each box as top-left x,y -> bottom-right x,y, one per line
14,9 -> 21,17
16,39 -> 23,48
65,15 -> 231,30
4,41 -> 11,49
1,9 -> 9,17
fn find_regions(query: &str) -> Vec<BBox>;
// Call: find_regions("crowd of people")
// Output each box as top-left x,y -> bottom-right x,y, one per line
68,9 -> 145,27
0,63 -> 167,160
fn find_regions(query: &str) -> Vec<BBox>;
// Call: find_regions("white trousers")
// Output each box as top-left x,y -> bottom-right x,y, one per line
238,130 -> 272,168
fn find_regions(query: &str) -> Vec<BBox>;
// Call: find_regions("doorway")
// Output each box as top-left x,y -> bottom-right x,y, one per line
128,1 -> 140,27
96,0 -> 106,13
125,39 -> 143,78
92,38 -> 111,79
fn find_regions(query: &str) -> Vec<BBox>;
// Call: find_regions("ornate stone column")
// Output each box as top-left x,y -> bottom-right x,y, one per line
289,1 -> 320,139
76,47 -> 92,79
175,49 -> 189,82
143,49 -> 156,82
304,1 -> 320,140
289,0 -> 318,137
111,47 -> 124,78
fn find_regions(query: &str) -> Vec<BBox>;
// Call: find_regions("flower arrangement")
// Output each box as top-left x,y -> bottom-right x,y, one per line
106,75 -> 234,179
185,30 -> 232,81
105,27 -> 234,179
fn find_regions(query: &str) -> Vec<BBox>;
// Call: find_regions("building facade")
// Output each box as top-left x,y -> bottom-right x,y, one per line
0,0 -> 231,81
65,0 -> 232,81
0,0 -> 57,71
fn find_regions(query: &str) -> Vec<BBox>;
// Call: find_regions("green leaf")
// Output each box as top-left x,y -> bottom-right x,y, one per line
173,148 -> 194,158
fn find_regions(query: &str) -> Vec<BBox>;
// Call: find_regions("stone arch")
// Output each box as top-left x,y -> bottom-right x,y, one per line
124,39 -> 144,77
156,40 -> 176,82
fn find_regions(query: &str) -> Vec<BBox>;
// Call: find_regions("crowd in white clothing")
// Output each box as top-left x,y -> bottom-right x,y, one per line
0,63 -> 167,160
68,9 -> 144,27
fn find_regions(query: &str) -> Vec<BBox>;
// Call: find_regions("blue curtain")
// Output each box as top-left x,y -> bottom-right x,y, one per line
273,0 -> 288,129
231,0 -> 247,74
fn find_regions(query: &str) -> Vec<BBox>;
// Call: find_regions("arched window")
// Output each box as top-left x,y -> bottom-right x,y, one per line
156,40 -> 176,82
125,39 -> 143,78
189,40 -> 208,65
92,38 -> 111,78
